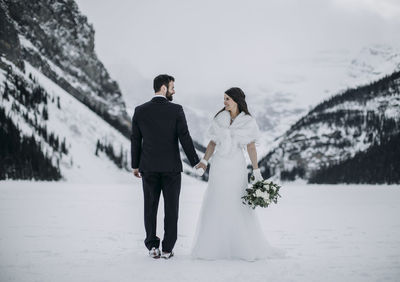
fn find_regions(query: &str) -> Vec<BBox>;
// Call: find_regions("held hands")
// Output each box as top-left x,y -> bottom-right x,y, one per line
195,159 -> 208,176
253,168 -> 263,182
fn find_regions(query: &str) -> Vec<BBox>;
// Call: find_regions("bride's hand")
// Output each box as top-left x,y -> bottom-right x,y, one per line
195,159 -> 208,170
253,168 -> 263,182
194,159 -> 207,176
195,163 -> 207,170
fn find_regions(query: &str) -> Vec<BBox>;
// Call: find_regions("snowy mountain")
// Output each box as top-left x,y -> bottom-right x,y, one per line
180,44 -> 400,158
2,0 -> 400,183
348,45 -> 400,82
0,59 -> 129,182
0,0 -> 134,181
0,0 -> 203,182
259,70 -> 400,183
0,0 -> 130,136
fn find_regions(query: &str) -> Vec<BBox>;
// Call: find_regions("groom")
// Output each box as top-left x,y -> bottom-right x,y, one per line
131,74 -> 203,259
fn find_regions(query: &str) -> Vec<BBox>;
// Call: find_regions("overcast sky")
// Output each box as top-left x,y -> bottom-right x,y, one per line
75,0 -> 400,109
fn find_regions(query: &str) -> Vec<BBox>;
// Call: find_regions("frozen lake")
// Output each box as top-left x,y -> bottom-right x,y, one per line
0,178 -> 399,282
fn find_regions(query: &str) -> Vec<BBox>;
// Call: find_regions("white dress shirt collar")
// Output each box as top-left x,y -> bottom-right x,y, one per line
154,94 -> 167,99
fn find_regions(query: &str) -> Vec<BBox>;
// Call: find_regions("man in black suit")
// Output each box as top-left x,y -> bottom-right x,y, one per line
131,74 -> 203,259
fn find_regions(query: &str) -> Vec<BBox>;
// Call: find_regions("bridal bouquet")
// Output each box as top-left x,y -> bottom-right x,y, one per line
242,178 -> 282,209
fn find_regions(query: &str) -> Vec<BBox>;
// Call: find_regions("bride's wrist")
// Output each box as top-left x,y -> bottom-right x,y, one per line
200,158 -> 208,166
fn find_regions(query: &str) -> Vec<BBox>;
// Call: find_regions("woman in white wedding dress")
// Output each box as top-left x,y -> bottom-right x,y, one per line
191,87 -> 284,261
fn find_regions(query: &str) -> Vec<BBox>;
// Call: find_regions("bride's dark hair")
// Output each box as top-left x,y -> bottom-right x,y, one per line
215,87 -> 251,118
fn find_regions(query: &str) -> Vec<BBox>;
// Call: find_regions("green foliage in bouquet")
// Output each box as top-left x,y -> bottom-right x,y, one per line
242,176 -> 282,209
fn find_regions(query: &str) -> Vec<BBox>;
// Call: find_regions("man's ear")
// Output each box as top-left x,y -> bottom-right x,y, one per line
161,85 -> 167,94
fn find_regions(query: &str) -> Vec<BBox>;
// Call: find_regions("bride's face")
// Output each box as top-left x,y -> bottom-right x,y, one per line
224,94 -> 238,112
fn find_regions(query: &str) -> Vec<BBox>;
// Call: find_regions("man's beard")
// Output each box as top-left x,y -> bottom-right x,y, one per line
166,91 -> 173,101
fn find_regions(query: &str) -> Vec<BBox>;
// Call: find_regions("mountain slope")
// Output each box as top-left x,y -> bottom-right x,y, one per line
0,106 -> 62,180
309,132 -> 400,184
177,45 -> 400,159
0,0 -> 130,137
0,58 -> 132,182
259,70 -> 400,182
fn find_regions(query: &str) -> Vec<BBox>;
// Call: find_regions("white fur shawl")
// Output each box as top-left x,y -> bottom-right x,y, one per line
208,110 -> 260,155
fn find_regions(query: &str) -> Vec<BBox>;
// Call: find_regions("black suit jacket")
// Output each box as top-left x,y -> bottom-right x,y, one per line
131,96 -> 200,172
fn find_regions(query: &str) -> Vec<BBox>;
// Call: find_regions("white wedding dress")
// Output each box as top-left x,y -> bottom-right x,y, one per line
191,110 -> 284,261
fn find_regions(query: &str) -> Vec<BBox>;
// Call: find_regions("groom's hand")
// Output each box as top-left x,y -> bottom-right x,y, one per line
132,168 -> 141,178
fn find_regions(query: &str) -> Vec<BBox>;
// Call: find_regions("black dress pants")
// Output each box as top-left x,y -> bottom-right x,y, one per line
141,172 -> 181,252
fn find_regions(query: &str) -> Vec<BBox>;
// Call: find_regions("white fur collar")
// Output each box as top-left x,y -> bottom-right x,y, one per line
214,110 -> 252,128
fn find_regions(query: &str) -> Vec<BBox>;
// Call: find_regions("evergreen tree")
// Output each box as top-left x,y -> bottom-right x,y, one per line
61,138 -> 68,155
42,106 -> 48,120
0,106 -> 62,180
95,139 -> 100,156
2,82 -> 9,100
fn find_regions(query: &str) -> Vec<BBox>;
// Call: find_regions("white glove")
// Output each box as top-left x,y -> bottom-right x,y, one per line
194,159 -> 208,177
195,167 -> 205,176
253,168 -> 263,182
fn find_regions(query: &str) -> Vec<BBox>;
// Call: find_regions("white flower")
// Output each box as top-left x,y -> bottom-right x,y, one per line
262,191 -> 270,200
255,190 -> 263,198
263,183 -> 272,190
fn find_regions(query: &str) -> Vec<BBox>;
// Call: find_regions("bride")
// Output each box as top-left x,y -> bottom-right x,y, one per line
192,87 -> 284,261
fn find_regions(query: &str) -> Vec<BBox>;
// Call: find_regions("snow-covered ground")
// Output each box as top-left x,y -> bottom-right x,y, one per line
1,178 -> 399,282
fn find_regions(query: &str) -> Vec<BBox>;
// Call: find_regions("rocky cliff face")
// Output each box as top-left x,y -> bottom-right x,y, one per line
0,0 -> 130,136
0,0 -> 23,69
259,70 -> 400,181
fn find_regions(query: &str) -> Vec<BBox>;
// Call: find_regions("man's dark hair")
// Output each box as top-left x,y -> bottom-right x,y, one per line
153,74 -> 175,92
